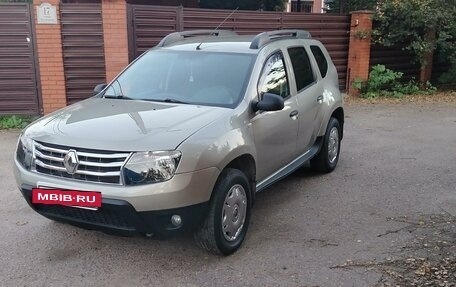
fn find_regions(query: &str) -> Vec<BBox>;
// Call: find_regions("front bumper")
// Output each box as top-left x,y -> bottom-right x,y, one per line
20,185 -> 208,237
14,157 -> 219,211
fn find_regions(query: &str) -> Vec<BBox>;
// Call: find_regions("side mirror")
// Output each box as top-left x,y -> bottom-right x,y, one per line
93,83 -> 107,96
252,93 -> 284,112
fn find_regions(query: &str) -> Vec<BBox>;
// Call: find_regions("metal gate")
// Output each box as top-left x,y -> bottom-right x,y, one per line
0,4 -> 40,115
127,5 -> 181,61
128,5 -> 350,89
370,43 -> 419,79
60,3 -> 106,105
370,44 -> 451,83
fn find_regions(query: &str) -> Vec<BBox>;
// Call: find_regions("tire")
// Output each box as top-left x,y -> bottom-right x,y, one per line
310,117 -> 341,173
193,168 -> 251,255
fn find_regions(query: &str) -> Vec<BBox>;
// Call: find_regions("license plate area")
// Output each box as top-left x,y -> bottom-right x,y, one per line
32,188 -> 102,209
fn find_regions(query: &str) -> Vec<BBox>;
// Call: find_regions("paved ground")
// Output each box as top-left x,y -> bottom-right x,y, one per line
0,102 -> 455,287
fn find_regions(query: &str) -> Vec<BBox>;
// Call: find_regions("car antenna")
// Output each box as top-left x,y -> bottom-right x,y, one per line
196,7 -> 238,50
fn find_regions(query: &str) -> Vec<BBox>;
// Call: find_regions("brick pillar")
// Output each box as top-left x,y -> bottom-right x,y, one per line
102,0 -> 129,82
346,10 -> 374,96
312,0 -> 323,13
33,0 -> 67,114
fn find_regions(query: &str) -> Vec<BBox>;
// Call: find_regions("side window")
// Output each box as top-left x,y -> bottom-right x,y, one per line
310,45 -> 328,78
288,47 -> 315,91
258,52 -> 289,99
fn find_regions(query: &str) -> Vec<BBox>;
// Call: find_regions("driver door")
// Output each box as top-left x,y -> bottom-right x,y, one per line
250,51 -> 300,182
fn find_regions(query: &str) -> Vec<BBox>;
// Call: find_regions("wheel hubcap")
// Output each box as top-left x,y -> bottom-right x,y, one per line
222,184 -> 247,242
328,127 -> 339,164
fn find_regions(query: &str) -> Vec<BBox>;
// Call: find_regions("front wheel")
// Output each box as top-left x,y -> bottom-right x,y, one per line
310,117 -> 341,173
193,168 -> 251,255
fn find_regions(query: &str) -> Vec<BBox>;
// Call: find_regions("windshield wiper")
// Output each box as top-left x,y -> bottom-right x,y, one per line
104,94 -> 134,100
162,98 -> 188,104
142,98 -> 189,104
103,80 -> 133,100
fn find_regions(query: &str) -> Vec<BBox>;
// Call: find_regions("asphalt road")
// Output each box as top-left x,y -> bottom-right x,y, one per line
0,102 -> 455,287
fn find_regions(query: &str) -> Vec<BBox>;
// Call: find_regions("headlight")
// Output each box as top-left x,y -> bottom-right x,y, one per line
123,151 -> 181,185
16,134 -> 33,170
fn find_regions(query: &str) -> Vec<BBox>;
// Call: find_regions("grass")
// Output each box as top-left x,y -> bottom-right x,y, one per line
0,115 -> 36,130
345,90 -> 456,105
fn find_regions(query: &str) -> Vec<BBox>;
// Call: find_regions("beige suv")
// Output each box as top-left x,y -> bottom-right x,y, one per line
15,30 -> 344,255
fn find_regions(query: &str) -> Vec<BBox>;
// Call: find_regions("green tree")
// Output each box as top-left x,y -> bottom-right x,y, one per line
325,0 -> 377,13
199,0 -> 285,11
374,0 -> 456,84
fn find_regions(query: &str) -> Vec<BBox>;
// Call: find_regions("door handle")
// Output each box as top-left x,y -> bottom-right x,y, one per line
317,95 -> 324,104
289,110 -> 299,119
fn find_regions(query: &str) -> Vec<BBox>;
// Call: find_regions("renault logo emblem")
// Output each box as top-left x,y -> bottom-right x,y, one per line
63,149 -> 79,175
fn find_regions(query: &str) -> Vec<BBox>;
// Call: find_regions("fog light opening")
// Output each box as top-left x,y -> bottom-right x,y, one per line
171,215 -> 182,227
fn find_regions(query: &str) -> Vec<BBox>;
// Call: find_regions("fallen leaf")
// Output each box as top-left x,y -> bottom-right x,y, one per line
15,220 -> 28,226
414,262 -> 431,276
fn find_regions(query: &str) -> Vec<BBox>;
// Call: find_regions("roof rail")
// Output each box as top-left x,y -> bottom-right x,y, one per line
156,30 -> 238,47
249,30 -> 312,49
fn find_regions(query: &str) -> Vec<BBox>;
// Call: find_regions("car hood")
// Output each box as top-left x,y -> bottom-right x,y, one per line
24,98 -> 230,151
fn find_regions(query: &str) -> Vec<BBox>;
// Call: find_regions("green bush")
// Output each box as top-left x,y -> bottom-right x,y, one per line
0,115 -> 33,129
438,65 -> 456,85
353,65 -> 437,98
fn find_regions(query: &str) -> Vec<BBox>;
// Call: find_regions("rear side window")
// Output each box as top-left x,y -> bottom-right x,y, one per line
258,52 -> 289,99
287,47 -> 314,91
310,45 -> 328,78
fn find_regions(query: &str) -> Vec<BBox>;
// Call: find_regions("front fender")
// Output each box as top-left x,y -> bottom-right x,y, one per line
176,113 -> 256,174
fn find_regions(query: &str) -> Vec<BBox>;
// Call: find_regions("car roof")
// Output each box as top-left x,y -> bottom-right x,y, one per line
163,35 -> 257,54
156,30 -> 313,54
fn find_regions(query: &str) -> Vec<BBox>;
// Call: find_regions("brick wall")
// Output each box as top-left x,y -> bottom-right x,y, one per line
346,11 -> 374,96
33,0 -> 67,114
32,0 -> 130,115
102,0 -> 129,82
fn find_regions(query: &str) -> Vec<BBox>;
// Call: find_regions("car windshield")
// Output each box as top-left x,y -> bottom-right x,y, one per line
103,50 -> 255,108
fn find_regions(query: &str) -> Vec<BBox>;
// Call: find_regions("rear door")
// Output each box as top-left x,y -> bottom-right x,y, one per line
285,45 -> 323,154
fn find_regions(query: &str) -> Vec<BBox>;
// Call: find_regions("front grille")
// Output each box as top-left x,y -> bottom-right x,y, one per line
36,204 -> 134,230
33,141 -> 131,184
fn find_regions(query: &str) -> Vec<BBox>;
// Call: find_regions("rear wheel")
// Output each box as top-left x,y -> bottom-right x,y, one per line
310,117 -> 341,173
193,168 -> 251,255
